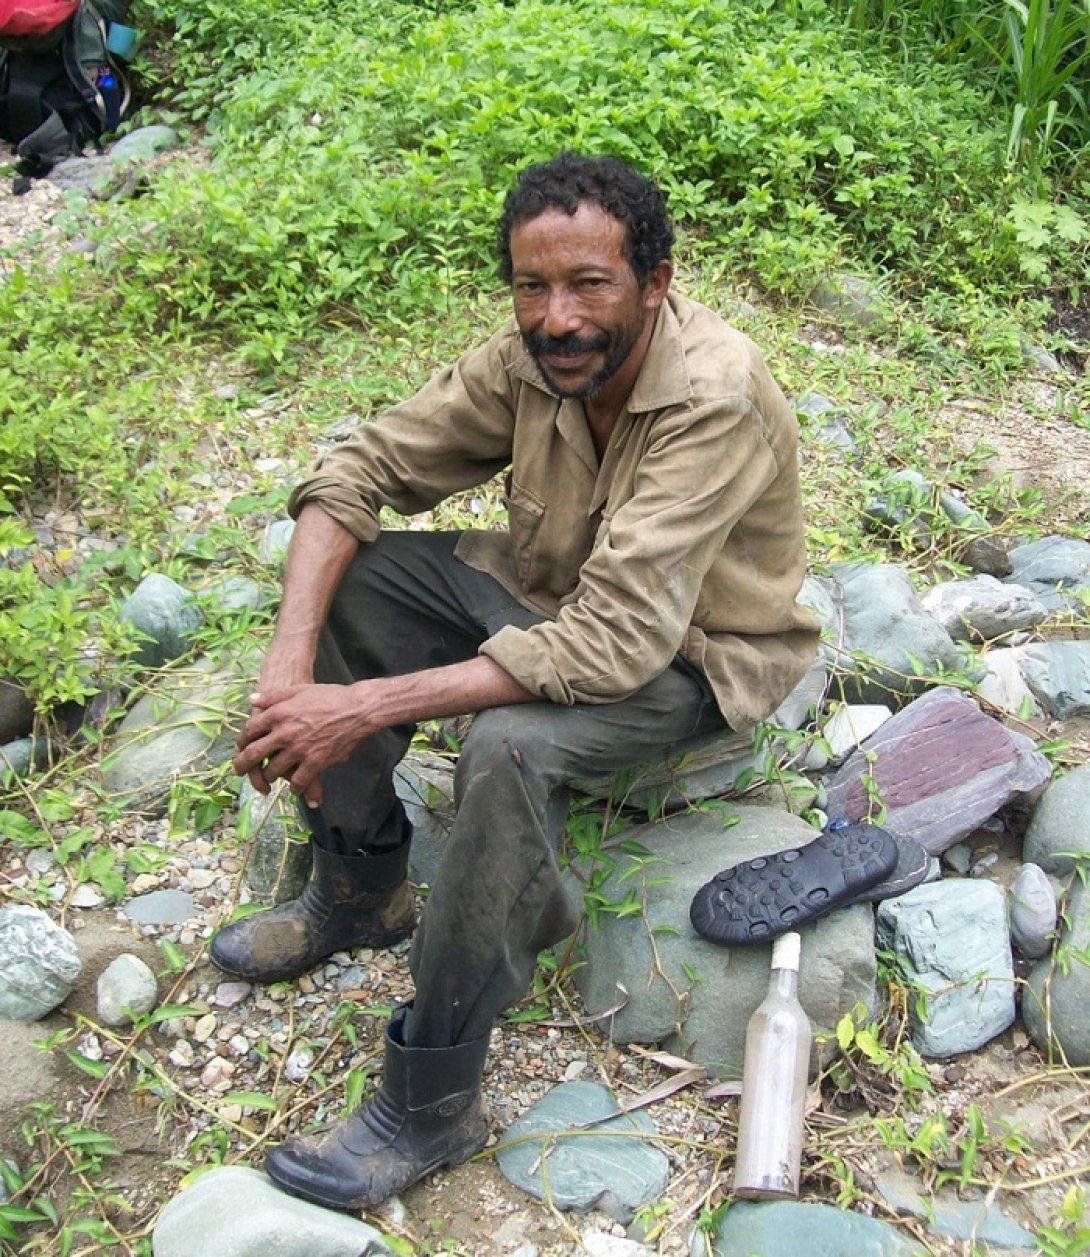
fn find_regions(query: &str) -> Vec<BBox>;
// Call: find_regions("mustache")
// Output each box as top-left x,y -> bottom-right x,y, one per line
526,330 -> 610,359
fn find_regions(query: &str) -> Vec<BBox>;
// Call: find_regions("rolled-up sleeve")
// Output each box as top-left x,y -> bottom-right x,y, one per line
480,396 -> 779,703
288,331 -> 519,539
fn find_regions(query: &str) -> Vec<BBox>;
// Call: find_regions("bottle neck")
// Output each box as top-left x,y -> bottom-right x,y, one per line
770,966 -> 799,999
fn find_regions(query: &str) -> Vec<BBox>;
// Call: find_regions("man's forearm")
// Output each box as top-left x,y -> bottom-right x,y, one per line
271,503 -> 360,667
348,655 -> 538,730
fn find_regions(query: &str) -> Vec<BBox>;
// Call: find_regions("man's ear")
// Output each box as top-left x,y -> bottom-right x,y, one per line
642,259 -> 673,312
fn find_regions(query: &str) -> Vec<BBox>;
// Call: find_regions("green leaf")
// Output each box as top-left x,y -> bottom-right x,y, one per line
219,1091 -> 279,1111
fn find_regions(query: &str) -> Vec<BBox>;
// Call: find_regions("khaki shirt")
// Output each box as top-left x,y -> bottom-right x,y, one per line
289,292 -> 819,729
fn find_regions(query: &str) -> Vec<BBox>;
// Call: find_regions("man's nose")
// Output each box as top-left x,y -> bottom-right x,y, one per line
543,288 -> 582,337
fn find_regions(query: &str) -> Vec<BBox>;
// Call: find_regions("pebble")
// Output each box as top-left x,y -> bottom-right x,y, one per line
212,982 -> 252,1008
169,1041 -> 195,1069
187,869 -> 217,890
199,1057 -> 235,1089
193,1013 -> 218,1043
70,884 -> 105,908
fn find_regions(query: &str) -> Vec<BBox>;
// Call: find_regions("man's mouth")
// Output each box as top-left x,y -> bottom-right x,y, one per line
527,332 -> 608,369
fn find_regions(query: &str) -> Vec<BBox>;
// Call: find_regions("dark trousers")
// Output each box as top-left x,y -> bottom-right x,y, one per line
309,531 -> 725,1048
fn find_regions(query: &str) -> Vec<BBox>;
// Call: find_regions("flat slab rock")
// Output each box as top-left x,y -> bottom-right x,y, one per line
692,1200 -> 927,1256
495,1081 -> 669,1223
824,686 -> 1051,855
152,1165 -> 393,1257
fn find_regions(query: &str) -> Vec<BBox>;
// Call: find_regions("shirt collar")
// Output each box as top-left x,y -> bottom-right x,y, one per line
505,294 -> 693,413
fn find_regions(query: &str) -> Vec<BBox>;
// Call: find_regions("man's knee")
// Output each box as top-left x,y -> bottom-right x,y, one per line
455,707 -> 562,790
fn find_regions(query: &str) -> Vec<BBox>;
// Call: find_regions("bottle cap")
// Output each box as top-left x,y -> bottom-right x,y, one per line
771,931 -> 801,971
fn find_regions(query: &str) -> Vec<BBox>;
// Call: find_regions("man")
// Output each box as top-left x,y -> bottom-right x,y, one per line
218,152 -> 819,1211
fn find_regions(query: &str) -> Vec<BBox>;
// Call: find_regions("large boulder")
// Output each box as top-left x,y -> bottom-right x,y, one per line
810,564 -> 962,703
569,806 -> 876,1078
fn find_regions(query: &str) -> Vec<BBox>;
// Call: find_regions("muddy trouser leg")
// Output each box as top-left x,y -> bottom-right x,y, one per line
309,530 -> 725,1047
405,652 -> 724,1048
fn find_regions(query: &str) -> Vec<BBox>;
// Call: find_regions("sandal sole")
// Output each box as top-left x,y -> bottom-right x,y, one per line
689,823 -> 898,947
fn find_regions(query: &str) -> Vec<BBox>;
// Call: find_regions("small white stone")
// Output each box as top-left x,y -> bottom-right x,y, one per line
169,1040 -> 196,1068
70,884 -> 105,909
193,1013 -> 218,1043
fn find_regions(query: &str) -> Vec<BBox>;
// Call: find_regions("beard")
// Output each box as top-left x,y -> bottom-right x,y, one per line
525,326 -> 640,400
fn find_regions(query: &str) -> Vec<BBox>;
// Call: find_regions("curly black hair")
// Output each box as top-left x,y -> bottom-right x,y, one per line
496,152 -> 674,287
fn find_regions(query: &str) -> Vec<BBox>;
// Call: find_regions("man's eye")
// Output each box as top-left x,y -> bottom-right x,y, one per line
516,282 -> 544,295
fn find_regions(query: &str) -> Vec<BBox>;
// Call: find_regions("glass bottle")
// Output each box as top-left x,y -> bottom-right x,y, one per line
732,930 -> 810,1199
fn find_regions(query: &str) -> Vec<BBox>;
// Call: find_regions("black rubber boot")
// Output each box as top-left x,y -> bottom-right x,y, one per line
209,841 -> 415,983
265,1006 -> 490,1210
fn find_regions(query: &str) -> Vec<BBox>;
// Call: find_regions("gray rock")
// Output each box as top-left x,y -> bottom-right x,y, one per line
824,687 -> 1051,855
120,573 -> 203,668
773,656 -> 829,731
935,838 -> 968,872
813,418 -> 857,453
197,575 -> 266,616
862,471 -> 933,541
0,736 -> 52,783
1023,341 -> 1063,376
874,1166 -> 1037,1248
110,125 -> 181,163
48,154 -> 117,195
937,491 -> 988,531
693,1200 -> 926,1256
822,564 -> 962,703
802,703 -> 892,771
974,647 -> 1045,720
122,889 -> 198,927
571,807 -> 876,1077
794,392 -> 840,420
574,726 -> 762,815
0,678 -> 34,743
1020,641 -> 1090,719
238,780 -> 312,905
1006,536 -> 1090,612
810,273 -> 889,329
0,905 -> 82,1020
261,520 -> 296,564
152,1165 -> 394,1256
395,751 -> 456,886
963,536 -> 1013,579
920,576 -> 1047,642
100,652 -> 257,814
1008,864 -> 1057,960
97,953 -> 159,1026
495,1082 -> 669,1223
1023,878 -> 1090,1065
877,880 -> 1015,1057
1023,762 -> 1090,876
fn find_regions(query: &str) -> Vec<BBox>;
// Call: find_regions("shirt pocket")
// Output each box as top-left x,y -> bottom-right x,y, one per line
506,479 -> 547,591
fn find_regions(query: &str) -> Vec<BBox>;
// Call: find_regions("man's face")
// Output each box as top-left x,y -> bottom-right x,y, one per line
509,203 -> 663,401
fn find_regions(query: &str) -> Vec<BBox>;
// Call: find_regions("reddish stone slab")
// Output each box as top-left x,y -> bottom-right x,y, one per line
824,687 -> 1051,854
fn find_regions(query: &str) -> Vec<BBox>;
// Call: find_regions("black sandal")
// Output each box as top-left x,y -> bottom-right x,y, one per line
689,821 -> 899,947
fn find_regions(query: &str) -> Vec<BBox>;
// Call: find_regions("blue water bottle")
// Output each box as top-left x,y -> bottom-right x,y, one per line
96,68 -> 120,131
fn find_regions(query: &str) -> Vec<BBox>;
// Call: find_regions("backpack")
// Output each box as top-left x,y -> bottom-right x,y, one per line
0,0 -> 132,176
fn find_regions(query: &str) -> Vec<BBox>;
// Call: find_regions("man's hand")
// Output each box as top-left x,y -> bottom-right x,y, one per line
234,682 -> 374,807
